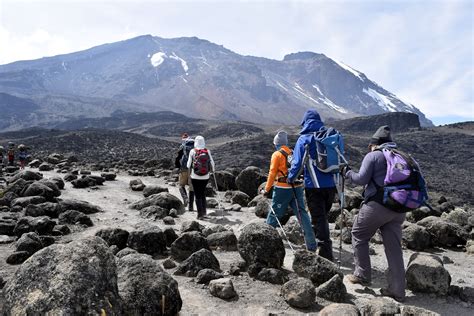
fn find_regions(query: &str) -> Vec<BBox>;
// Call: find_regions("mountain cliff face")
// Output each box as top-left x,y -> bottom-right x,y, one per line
0,35 -> 432,129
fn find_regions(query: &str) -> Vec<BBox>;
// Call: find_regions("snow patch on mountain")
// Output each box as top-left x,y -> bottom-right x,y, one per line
170,53 -> 189,75
333,59 -> 364,81
312,84 -> 323,95
150,52 -> 166,67
363,88 -> 398,112
294,83 -> 347,113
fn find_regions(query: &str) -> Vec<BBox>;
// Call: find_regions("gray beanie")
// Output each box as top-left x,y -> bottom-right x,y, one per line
369,125 -> 392,146
273,131 -> 288,146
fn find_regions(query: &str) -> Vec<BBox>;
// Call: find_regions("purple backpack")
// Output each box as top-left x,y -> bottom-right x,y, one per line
376,148 -> 428,212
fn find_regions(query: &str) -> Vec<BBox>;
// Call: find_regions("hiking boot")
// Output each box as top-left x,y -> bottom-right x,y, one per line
380,288 -> 405,302
346,274 -> 371,286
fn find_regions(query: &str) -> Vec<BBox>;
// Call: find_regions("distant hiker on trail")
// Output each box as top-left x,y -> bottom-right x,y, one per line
18,144 -> 28,169
186,135 -> 215,220
342,125 -> 407,302
7,142 -> 15,166
262,130 -> 317,251
0,146 -> 4,166
287,109 -> 337,261
175,133 -> 195,211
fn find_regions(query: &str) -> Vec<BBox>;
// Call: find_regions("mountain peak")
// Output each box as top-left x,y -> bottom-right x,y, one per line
283,51 -> 325,61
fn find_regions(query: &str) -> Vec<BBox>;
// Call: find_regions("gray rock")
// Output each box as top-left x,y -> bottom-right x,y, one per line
117,253 -> 182,315
11,196 -> 46,208
256,268 -> 289,285
15,232 -> 44,255
2,237 -> 122,315
231,191 -> 250,207
63,173 -> 78,182
238,222 -> 285,269
207,231 -> 238,251
174,249 -> 220,277
292,250 -> 342,286
283,217 -> 305,245
35,202 -> 63,218
127,226 -> 167,255
209,278 -> 237,299
115,247 -> 138,258
170,231 -> 210,261
235,166 -> 267,199
163,227 -> 178,247
59,199 -> 102,214
24,204 -> 46,217
163,216 -> 176,225
402,224 -> 432,251
196,268 -> 224,284
58,210 -> 93,226
213,171 -> 237,191
162,258 -> 177,269
355,297 -> 400,316
143,185 -> 169,197
417,216 -> 467,247
139,205 -> 169,220
248,194 -> 267,207
101,173 -> 117,181
202,224 -> 228,237
400,305 -> 441,316
281,277 -> 315,308
181,220 -> 204,233
6,251 -> 31,265
23,182 -> 59,201
129,179 -> 146,191
13,216 -> 56,236
38,162 -> 53,171
319,304 -> 359,316
254,199 -> 270,218
130,192 -> 184,213
95,227 -> 130,249
343,189 -> 363,211
442,209 -> 470,228
316,274 -> 347,302
406,253 -> 451,295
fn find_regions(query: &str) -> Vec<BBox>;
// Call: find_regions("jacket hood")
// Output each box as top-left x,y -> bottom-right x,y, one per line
194,136 -> 206,149
300,109 -> 324,134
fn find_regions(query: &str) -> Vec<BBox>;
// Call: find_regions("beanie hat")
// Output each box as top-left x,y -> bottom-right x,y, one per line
273,131 -> 288,146
369,125 -> 392,146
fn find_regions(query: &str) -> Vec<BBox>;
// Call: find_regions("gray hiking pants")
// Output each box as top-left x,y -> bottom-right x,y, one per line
351,201 -> 406,298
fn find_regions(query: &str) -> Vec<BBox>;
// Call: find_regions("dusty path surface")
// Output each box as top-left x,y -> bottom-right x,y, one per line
1,168 -> 473,315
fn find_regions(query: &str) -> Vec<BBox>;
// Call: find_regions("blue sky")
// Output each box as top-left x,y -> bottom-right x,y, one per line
0,0 -> 472,125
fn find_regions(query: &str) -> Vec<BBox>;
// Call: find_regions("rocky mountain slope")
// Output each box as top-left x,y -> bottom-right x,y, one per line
0,35 -> 432,130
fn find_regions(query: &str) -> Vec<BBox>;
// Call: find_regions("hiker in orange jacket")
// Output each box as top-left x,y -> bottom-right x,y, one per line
262,131 -> 317,251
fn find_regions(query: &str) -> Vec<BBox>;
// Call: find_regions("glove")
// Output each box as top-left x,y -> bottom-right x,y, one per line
339,164 -> 351,176
260,189 -> 271,198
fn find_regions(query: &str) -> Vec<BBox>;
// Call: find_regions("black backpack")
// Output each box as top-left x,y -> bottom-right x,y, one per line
180,139 -> 194,168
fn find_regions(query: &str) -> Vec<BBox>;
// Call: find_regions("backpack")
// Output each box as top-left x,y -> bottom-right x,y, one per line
278,149 -> 294,179
180,139 -> 194,168
372,147 -> 429,212
313,127 -> 345,174
193,149 -> 211,176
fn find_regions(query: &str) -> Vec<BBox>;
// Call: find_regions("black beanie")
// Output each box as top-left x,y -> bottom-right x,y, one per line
369,125 -> 392,146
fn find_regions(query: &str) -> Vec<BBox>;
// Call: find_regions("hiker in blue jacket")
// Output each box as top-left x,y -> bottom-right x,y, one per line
287,109 -> 337,261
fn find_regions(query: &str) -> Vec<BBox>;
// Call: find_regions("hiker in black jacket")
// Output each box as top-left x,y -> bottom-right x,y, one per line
175,133 -> 195,211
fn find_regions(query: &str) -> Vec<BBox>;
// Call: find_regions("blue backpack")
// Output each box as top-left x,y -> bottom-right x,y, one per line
180,139 -> 195,168
313,127 -> 345,174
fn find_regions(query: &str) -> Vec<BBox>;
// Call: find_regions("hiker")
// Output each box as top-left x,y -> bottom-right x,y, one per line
186,135 -> 215,220
342,125 -> 406,302
262,131 -> 317,251
7,142 -> 15,166
287,109 -> 337,261
175,133 -> 195,211
0,146 -> 4,166
18,144 -> 28,169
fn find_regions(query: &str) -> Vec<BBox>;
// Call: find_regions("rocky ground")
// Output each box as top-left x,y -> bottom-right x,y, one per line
0,164 -> 473,315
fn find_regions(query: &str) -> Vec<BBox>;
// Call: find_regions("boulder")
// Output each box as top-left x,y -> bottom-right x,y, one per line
281,278 -> 315,309
130,179 -> 146,191
28,159 -> 42,168
316,274 -> 347,302
6,251 -> 31,265
117,253 -> 182,315
209,278 -> 237,300
283,217 -> 305,245
38,162 -> 53,171
71,177 -> 97,188
254,199 -> 270,218
292,250 -> 342,286
115,247 -> 138,258
207,231 -> 238,251
442,208 -> 470,228
143,185 -> 169,197
343,189 -> 363,211
196,268 -> 224,284
163,227 -> 179,247
256,268 -> 288,285
235,166 -> 267,198
170,231 -> 210,261
174,249 -> 220,277
163,216 -> 176,225
101,173 -> 117,181
58,210 -> 93,227
2,237 -> 122,315
127,226 -> 167,255
22,182 -> 59,201
400,305 -> 440,316
406,253 -> 451,295
238,222 -> 285,269
15,232 -> 44,255
402,224 -> 432,251
355,297 -> 401,315
38,179 -> 62,196
63,173 -> 78,182
13,216 -> 56,236
59,199 -> 102,214
8,170 -> 43,183
139,205 -> 169,220
162,258 -> 177,269
95,227 -> 130,249
320,304 -> 359,316
36,202 -> 63,218
417,216 -> 467,247
213,171 -> 237,191
181,220 -> 204,233
130,192 -> 184,213
202,224 -> 228,237
411,206 -> 435,222
11,196 -> 46,208
231,191 -> 250,207
4,178 -> 28,196
49,177 -> 65,190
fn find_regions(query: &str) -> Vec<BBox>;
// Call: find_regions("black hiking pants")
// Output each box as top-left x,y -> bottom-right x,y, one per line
191,178 -> 208,218
305,187 -> 337,261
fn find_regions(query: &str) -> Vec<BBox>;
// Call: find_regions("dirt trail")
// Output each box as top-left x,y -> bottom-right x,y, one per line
1,169 -> 473,315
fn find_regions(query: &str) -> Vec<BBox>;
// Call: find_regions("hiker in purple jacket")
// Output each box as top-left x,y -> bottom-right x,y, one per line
340,125 -> 406,302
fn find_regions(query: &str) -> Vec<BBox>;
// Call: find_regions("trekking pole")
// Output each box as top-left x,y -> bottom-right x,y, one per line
211,172 -> 225,220
268,204 -> 295,253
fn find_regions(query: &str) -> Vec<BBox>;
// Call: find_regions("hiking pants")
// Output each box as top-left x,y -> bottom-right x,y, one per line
191,178 -> 208,217
305,187 -> 336,261
266,186 -> 317,251
351,201 -> 406,298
